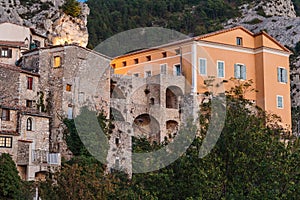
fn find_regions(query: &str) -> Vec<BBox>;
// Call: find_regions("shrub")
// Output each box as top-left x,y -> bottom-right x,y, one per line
62,0 -> 81,18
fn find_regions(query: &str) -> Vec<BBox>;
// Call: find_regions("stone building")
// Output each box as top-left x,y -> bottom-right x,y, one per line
21,45 -> 111,156
0,63 -> 60,181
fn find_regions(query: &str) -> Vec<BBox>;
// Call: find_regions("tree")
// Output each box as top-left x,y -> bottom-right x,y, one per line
0,153 -> 22,199
62,0 -> 81,18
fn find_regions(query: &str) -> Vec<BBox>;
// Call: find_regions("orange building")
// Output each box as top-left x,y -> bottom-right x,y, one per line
110,26 -> 292,129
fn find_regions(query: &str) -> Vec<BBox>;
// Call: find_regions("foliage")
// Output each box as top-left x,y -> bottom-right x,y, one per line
86,0 -> 253,48
0,154 -> 24,199
62,0 -> 81,18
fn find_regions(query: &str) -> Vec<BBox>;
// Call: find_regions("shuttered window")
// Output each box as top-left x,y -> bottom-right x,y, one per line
234,64 -> 246,80
199,58 -> 207,75
277,67 -> 287,83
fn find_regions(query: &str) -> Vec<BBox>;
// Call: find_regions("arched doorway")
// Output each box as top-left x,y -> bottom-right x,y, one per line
166,86 -> 183,109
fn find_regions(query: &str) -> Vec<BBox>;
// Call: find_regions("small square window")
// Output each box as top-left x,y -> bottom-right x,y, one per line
1,109 -> 10,121
26,100 -> 33,108
0,137 -> 12,148
122,61 -> 127,67
27,77 -> 33,90
133,73 -> 139,77
145,70 -> 152,77
175,48 -> 180,55
162,52 -> 167,58
134,58 -> 139,64
54,56 -> 61,68
111,64 -> 116,68
146,55 -> 151,61
66,84 -> 72,92
236,37 -> 243,46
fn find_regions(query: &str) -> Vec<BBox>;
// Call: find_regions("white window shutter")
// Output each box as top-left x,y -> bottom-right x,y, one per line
234,64 -> 240,79
277,67 -> 281,82
283,69 -> 287,83
241,65 -> 246,80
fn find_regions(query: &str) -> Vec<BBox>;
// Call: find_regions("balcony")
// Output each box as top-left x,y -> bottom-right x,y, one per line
32,150 -> 60,165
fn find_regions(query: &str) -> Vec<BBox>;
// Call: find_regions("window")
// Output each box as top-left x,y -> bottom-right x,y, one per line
27,77 -> 33,90
1,109 -> 10,121
68,106 -> 73,119
134,58 -> 139,64
111,64 -> 116,68
122,61 -> 127,67
277,95 -> 284,109
66,84 -> 72,92
160,64 -> 167,75
115,157 -> 120,169
115,138 -> 120,146
54,56 -> 61,68
145,70 -> 152,77
26,100 -> 33,108
162,52 -> 167,58
199,58 -> 207,75
277,67 -> 287,83
174,64 -> 181,76
146,55 -> 151,61
27,118 -> 33,131
236,37 -> 243,46
150,98 -> 155,105
217,61 -> 225,78
0,48 -> 12,58
234,64 -> 246,80
175,48 -> 180,55
133,73 -> 139,77
0,136 -> 12,148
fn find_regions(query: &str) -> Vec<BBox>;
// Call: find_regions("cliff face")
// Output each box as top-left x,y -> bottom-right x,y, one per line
0,0 -> 89,47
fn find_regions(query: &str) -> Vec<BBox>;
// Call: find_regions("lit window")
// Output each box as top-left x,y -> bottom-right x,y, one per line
162,52 -> 167,58
217,61 -> 225,78
160,64 -> 167,75
199,58 -> 207,75
66,84 -> 72,92
26,100 -> 33,108
277,67 -> 287,83
146,55 -> 151,61
134,58 -> 139,64
277,95 -> 284,109
27,77 -> 33,90
1,109 -> 10,121
145,70 -> 152,77
0,48 -> 11,58
54,56 -> 61,68
0,136 -> 12,148
174,64 -> 181,76
234,64 -> 246,80
27,118 -> 33,131
236,37 -> 243,46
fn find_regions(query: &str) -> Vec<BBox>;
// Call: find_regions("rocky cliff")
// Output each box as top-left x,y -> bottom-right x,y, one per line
0,0 -> 89,47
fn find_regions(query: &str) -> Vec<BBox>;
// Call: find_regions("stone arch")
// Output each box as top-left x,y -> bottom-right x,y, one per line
110,107 -> 125,121
166,86 -> 183,109
133,114 -> 160,142
110,84 -> 126,99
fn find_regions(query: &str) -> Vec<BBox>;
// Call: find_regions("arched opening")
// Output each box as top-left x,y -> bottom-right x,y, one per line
133,114 -> 160,142
26,117 -> 33,131
110,107 -> 125,121
166,86 -> 183,109
166,120 -> 179,138
110,82 -> 126,99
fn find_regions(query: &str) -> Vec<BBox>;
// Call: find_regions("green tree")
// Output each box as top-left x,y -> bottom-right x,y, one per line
62,0 -> 81,18
0,153 -> 22,199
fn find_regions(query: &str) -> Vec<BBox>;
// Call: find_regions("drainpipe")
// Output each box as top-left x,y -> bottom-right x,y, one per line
191,42 -> 197,94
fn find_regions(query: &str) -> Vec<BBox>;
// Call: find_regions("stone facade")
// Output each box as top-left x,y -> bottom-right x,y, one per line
22,45 -> 111,157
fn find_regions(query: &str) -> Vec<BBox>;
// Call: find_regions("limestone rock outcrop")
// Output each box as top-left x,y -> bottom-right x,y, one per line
0,0 -> 89,47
